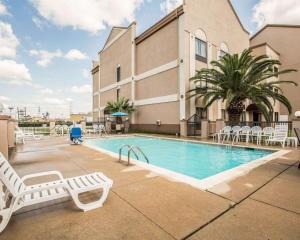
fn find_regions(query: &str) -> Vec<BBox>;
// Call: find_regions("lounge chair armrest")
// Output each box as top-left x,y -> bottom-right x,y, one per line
21,171 -> 64,182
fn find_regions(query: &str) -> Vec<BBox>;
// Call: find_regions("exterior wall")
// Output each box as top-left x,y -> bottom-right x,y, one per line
133,18 -> 180,132
135,68 -> 178,100
96,24 -> 135,121
100,29 -> 132,89
250,26 -> 300,119
183,0 -> 249,121
92,65 -> 100,122
250,44 -> 280,121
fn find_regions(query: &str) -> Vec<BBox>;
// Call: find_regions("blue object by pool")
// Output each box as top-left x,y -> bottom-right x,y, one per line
111,112 -> 128,117
70,127 -> 83,144
86,137 -> 273,180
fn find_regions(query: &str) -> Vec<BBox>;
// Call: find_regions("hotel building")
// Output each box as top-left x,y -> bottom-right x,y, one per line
92,0 -> 299,135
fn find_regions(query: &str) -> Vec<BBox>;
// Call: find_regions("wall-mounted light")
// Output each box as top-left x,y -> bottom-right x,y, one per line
156,120 -> 161,126
295,111 -> 300,118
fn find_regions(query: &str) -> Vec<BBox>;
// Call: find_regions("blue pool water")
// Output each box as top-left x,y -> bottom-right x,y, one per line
86,137 -> 274,180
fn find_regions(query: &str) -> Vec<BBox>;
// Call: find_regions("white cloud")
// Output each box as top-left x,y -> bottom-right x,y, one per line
252,0 -> 300,28
0,96 -> 10,101
82,68 -> 90,79
29,48 -> 87,66
0,60 -> 32,85
32,16 -> 49,29
29,49 -> 62,67
70,84 -> 92,93
30,0 -> 145,34
39,88 -> 53,94
65,49 -> 88,60
160,0 -> 182,14
0,1 -> 9,16
0,21 -> 20,58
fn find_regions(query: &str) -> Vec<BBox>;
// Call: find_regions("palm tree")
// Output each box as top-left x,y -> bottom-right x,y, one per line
188,49 -> 297,123
105,97 -> 135,114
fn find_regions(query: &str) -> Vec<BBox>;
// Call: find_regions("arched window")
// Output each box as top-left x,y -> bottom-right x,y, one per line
219,42 -> 229,58
195,29 -> 207,63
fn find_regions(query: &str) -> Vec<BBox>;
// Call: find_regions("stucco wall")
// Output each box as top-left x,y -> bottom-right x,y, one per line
136,19 -> 179,75
135,101 -> 180,125
250,26 -> 300,117
135,68 -> 179,100
100,29 -> 132,89
183,0 -> 250,121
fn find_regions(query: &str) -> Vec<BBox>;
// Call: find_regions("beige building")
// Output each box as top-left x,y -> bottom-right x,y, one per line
250,24 -> 300,121
92,0 -> 249,135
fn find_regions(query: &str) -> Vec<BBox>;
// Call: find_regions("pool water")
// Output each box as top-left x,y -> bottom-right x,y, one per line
86,137 -> 273,180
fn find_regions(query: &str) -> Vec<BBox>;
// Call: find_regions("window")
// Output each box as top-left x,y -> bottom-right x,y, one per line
275,112 -> 279,122
196,107 -> 207,119
117,89 -> 120,100
116,65 -> 121,82
274,66 -> 279,78
221,109 -> 226,120
220,50 -> 227,58
195,38 -> 207,63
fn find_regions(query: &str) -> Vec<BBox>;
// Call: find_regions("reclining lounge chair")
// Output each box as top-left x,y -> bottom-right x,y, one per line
0,152 -> 113,232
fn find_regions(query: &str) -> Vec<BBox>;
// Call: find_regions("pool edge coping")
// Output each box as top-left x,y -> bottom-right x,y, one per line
83,135 -> 290,191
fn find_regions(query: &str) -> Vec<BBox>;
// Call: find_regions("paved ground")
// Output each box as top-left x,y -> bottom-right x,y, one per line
1,136 -> 300,240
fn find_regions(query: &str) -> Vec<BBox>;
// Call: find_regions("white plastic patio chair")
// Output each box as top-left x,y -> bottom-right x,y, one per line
0,152 -> 113,233
266,124 -> 288,148
99,124 -> 107,136
235,126 -> 251,143
250,126 -> 262,145
230,126 -> 241,143
220,126 -> 232,143
93,124 -> 99,134
259,127 -> 275,145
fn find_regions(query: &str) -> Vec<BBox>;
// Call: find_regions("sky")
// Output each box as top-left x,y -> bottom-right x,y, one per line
0,0 -> 299,119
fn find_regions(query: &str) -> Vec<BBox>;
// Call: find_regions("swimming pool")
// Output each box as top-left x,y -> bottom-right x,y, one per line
86,136 -> 279,186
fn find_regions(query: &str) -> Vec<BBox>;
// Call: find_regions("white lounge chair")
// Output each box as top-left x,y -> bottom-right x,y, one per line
0,152 -> 113,232
266,124 -> 288,148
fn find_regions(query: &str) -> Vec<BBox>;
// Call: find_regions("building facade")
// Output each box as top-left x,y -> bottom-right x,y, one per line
250,25 -> 300,121
92,0 -> 249,135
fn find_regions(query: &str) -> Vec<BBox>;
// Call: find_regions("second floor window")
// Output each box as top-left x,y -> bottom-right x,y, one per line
117,88 -> 120,100
116,65 -> 121,82
195,38 -> 207,63
274,66 -> 279,78
220,50 -> 227,58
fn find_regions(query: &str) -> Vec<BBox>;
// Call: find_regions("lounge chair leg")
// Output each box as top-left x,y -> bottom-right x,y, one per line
70,186 -> 110,212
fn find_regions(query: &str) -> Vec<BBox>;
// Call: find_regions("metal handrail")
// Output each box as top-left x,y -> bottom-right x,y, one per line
119,144 -> 139,165
133,146 -> 149,164
119,144 -> 149,166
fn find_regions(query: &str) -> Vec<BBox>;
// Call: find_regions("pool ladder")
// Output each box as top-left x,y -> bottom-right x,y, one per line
119,144 -> 149,166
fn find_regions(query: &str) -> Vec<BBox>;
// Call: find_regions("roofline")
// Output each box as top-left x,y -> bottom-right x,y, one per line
227,0 -> 249,35
98,21 -> 136,54
251,24 -> 300,40
135,5 -> 184,44
250,42 -> 280,56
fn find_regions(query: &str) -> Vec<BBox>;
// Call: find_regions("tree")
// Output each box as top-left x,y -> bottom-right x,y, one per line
105,97 -> 135,114
188,49 -> 297,123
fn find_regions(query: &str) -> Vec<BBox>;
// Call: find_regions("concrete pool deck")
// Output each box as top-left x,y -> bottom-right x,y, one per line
1,136 -> 300,239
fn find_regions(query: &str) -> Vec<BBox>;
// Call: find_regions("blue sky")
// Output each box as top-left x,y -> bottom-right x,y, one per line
0,0 -> 297,118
